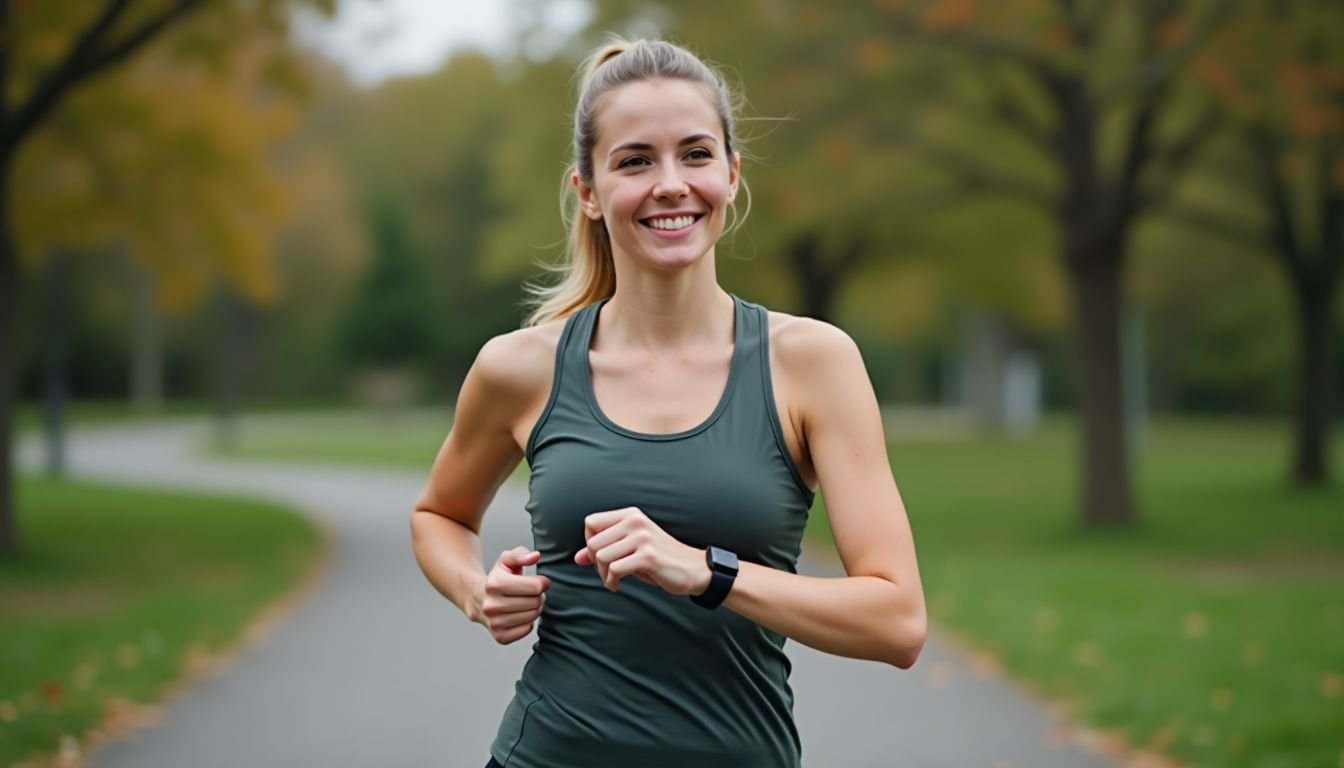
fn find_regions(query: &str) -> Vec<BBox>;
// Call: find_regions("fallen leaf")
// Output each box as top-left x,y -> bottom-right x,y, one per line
1241,641 -> 1263,666
1072,642 -> 1103,667
116,643 -> 141,670
1183,612 -> 1208,639
1320,672 -> 1342,699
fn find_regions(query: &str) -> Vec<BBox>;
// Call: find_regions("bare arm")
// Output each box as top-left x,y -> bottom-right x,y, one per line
722,319 -> 926,667
411,330 -> 554,643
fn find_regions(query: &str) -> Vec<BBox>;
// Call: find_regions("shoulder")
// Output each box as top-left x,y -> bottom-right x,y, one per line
764,310 -> 874,434
469,318 -> 568,403
765,310 -> 865,375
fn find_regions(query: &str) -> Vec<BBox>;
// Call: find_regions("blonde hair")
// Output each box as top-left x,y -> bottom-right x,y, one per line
524,38 -> 747,326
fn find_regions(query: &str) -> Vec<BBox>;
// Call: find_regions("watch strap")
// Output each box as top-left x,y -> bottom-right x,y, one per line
690,547 -> 737,609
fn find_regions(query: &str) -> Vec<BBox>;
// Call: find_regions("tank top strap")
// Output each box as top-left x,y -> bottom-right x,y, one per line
724,294 -> 765,405
523,299 -> 606,465
725,295 -> 813,499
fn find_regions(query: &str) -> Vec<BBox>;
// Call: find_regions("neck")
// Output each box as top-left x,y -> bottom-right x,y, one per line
600,250 -> 733,351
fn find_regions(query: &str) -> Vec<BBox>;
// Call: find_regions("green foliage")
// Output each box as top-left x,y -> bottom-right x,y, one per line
339,198 -> 435,368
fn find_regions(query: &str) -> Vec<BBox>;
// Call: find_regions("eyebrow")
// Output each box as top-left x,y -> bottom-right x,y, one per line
608,134 -> 719,157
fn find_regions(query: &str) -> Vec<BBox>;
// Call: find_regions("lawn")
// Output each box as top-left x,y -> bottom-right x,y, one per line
866,417 -> 1344,768
204,410 -> 1344,768
0,477 -> 324,766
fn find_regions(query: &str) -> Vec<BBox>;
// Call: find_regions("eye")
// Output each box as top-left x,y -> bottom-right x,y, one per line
685,148 -> 713,161
617,155 -> 650,169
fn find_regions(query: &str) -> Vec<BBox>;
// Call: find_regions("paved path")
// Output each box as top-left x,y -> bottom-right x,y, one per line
20,419 -> 1119,768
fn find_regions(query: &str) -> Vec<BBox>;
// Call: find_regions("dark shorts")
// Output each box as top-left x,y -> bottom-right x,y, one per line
486,759 -> 503,768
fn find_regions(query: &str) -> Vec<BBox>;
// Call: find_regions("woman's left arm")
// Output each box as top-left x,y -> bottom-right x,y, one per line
577,320 -> 927,668
721,319 -> 926,668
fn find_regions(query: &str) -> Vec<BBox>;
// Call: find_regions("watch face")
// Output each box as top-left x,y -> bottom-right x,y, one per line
708,546 -> 739,575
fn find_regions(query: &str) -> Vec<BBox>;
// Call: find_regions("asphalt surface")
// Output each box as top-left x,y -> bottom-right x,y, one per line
19,418 -> 1120,768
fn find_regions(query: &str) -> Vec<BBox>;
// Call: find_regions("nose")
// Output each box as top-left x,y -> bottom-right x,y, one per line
652,163 -> 689,201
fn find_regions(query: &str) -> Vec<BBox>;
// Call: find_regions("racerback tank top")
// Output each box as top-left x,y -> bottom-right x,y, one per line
489,293 -> 815,768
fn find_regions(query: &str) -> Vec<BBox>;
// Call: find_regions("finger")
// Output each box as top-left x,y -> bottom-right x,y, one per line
606,552 -> 650,590
574,548 -> 591,566
482,594 -> 545,615
593,536 -> 641,568
488,574 -> 550,597
494,622 -> 536,645
583,517 -> 640,555
583,507 -> 638,539
489,608 -> 542,631
497,547 -> 541,573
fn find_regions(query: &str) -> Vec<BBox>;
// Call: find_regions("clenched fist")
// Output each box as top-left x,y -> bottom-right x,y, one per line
575,507 -> 711,596
474,546 -> 551,645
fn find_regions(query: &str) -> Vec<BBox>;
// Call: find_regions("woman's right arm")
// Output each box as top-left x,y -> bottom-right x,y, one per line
410,330 -> 555,644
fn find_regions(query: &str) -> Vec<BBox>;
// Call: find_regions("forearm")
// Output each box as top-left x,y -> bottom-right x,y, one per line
410,511 -> 487,622
722,562 -> 926,668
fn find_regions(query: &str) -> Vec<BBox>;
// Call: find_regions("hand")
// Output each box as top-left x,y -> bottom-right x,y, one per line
476,546 -> 551,645
574,507 -> 711,596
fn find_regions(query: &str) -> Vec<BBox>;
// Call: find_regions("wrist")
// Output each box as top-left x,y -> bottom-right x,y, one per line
464,572 -> 488,624
690,548 -> 713,596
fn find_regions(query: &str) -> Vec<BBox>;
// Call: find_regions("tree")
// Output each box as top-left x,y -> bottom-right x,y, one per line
859,0 -> 1240,526
0,0 -> 332,556
1164,0 -> 1344,485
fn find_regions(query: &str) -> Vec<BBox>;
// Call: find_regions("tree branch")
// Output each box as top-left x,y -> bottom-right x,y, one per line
971,59 -> 1057,153
1,0 -> 11,122
1248,124 -> 1304,281
1157,199 -> 1268,248
2,0 -> 201,158
881,16 -> 1060,86
1117,83 -> 1168,211
912,134 -> 1056,209
1320,139 -> 1343,277
1140,99 -> 1223,210
1097,0 -> 1241,106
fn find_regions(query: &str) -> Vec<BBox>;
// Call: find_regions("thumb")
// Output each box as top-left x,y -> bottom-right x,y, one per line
499,546 -> 540,573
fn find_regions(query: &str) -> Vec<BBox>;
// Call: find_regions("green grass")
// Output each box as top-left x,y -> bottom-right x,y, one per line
211,410 -> 1344,767
0,477 -> 323,766
808,416 -> 1344,768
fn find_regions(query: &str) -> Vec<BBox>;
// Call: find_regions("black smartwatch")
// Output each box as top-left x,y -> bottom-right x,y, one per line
690,546 -> 738,609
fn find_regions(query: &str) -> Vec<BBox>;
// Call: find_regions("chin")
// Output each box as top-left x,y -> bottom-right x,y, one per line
643,248 -> 711,272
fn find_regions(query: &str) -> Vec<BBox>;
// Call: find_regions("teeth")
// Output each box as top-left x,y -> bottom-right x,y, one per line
647,215 -> 695,231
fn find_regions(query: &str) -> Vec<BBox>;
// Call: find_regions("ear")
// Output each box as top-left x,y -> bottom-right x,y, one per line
572,172 -> 602,220
727,152 -> 741,204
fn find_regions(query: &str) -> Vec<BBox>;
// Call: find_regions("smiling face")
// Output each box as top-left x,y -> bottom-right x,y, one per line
575,78 -> 740,273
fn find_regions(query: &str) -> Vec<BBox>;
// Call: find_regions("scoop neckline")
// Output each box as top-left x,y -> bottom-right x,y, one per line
581,294 -> 744,442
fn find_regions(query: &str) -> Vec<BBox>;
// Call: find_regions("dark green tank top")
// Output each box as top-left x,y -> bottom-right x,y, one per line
489,294 -> 815,767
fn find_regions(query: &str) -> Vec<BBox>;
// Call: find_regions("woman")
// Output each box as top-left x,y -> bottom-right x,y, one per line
411,38 -> 927,768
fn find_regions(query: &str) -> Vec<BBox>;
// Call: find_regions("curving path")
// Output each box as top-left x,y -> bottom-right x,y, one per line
19,418 -> 1118,768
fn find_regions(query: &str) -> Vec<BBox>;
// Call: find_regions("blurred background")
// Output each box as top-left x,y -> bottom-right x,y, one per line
2,1 -> 1341,767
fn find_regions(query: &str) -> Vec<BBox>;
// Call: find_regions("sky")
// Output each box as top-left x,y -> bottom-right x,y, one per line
295,0 -> 591,86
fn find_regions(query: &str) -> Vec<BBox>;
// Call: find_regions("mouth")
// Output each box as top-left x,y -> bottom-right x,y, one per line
639,213 -> 704,234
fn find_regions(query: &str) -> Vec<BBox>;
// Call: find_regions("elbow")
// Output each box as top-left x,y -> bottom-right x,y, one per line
886,610 -> 927,670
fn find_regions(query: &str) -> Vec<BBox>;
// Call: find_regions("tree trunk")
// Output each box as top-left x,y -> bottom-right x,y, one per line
0,165 -> 17,556
129,263 -> 164,414
788,234 -> 839,324
213,287 -> 238,450
962,312 -> 1013,430
1067,253 -> 1135,526
42,250 -> 69,476
787,233 -> 865,324
1290,277 -> 1338,486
